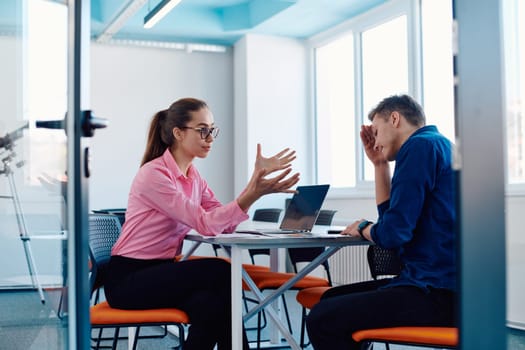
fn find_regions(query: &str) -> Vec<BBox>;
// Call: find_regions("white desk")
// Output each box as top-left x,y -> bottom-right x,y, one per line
184,224 -> 369,350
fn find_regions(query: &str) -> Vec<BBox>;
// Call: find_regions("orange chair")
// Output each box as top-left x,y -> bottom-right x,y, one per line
351,246 -> 458,349
278,210 -> 335,348
247,268 -> 330,348
296,246 -> 457,349
352,326 -> 458,349
246,208 -> 283,264
295,286 -> 331,348
89,213 -> 189,350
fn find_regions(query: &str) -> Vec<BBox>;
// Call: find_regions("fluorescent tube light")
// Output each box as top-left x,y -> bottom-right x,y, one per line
96,0 -> 148,43
143,0 -> 182,29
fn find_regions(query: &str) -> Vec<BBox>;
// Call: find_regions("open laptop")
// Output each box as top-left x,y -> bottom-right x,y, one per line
237,184 -> 330,235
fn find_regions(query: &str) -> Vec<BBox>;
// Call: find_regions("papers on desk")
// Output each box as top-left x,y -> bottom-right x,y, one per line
190,231 -> 348,240
191,232 -> 276,239
231,231 -> 348,239
187,222 -> 349,240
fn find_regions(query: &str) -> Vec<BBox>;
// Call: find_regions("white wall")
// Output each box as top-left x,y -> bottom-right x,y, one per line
0,36 -> 21,134
233,34 -> 312,215
89,42 -> 235,209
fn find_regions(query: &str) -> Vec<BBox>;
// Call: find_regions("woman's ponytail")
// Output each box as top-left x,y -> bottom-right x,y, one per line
140,98 -> 209,167
141,110 -> 168,166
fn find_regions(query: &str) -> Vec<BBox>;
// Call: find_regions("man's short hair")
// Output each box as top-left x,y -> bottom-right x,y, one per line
368,94 -> 426,127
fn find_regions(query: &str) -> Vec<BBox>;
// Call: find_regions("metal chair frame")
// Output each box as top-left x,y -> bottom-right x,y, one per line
89,213 -> 188,350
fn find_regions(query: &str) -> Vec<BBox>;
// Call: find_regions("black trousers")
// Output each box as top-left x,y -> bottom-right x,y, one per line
306,279 -> 456,350
105,256 -> 249,350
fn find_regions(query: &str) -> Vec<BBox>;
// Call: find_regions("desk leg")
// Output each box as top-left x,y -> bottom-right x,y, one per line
268,248 -> 286,344
231,246 -> 243,350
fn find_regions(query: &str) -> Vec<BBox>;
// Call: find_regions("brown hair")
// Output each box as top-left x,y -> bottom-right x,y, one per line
140,98 -> 208,166
368,94 -> 426,127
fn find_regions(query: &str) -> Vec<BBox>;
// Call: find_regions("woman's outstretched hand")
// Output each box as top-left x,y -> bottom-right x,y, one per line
237,168 -> 300,211
255,143 -> 296,174
237,144 -> 300,211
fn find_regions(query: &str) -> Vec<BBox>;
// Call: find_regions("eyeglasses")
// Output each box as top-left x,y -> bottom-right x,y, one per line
180,126 -> 220,139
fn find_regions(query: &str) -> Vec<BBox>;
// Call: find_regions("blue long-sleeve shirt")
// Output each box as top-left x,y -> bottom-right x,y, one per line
370,125 -> 456,292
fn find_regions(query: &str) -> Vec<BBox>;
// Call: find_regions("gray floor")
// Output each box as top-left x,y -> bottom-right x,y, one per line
1,288 -> 524,349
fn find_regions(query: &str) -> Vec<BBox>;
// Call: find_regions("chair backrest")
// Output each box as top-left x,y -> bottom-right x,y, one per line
92,208 -> 126,225
88,213 -> 122,295
367,245 -> 403,280
249,208 -> 283,262
286,210 -> 336,284
314,209 -> 337,226
252,208 -> 282,223
288,247 -> 333,285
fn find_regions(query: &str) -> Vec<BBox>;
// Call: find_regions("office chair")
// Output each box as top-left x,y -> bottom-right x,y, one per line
212,208 -> 283,258
247,208 -> 283,264
89,213 -> 189,350
295,286 -> 331,348
366,244 -> 403,280
352,326 -> 458,349
313,209 -> 337,226
239,208 -> 330,348
287,209 -> 336,347
288,209 -> 337,282
295,244 -> 400,348
247,268 -> 330,349
92,208 -> 126,226
233,208 -> 282,344
352,245 -> 457,349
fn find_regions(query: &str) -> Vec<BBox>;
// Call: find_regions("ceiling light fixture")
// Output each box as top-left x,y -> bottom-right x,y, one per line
144,0 -> 182,29
96,0 -> 148,43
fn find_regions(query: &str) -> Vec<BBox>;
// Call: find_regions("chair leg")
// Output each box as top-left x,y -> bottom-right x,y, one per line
257,311 -> 262,350
260,308 -> 267,329
244,292 -> 267,331
360,341 -> 374,350
112,327 -> 120,350
176,324 -> 185,350
93,327 -> 104,350
281,295 -> 293,334
299,307 -> 307,348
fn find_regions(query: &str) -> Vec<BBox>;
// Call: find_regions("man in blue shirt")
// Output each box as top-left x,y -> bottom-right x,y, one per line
306,94 -> 456,350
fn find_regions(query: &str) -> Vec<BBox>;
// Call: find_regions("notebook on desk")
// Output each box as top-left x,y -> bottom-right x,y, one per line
237,184 -> 330,235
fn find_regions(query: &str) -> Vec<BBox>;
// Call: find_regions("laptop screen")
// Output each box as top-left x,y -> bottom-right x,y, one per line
279,184 -> 330,231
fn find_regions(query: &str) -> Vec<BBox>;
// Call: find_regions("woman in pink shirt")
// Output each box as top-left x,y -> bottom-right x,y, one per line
105,97 -> 299,350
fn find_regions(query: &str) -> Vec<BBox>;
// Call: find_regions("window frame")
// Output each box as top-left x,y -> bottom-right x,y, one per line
503,0 -> 525,196
308,0 -> 422,199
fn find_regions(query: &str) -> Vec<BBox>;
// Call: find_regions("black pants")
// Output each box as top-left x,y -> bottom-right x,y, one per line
105,256 -> 249,350
306,279 -> 456,350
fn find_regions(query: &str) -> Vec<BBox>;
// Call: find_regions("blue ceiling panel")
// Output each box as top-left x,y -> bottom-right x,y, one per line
0,0 -> 386,45
0,0 -> 20,32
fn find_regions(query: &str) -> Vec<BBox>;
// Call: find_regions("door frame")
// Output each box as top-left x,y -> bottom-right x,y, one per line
66,1 -> 91,348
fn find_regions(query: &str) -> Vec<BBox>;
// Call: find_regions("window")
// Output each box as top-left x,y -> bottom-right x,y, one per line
26,0 -> 68,185
361,14 -> 409,181
421,0 -> 454,141
504,0 -> 525,186
315,33 -> 355,187
313,0 -> 454,193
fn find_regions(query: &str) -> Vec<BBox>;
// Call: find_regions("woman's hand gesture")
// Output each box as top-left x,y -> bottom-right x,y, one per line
255,144 -> 296,174
237,144 -> 300,211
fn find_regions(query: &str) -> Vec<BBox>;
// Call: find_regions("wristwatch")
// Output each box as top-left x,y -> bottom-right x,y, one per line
357,220 -> 373,239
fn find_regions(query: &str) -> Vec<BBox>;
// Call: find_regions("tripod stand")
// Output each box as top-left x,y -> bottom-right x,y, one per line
0,150 -> 46,304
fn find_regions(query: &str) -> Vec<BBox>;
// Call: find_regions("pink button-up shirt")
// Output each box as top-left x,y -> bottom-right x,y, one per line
112,149 -> 249,259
